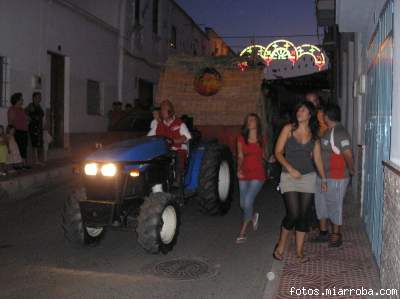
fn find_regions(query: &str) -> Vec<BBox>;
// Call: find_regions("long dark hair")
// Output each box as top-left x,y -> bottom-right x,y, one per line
241,113 -> 263,146
292,101 -> 319,141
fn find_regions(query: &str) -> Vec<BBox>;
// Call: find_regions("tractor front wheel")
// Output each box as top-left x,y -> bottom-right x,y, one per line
62,188 -> 105,247
137,193 -> 180,254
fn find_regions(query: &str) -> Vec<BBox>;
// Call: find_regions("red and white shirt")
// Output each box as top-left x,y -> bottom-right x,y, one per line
148,116 -> 192,151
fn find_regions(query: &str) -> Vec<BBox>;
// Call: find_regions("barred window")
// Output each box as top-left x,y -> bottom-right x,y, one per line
86,79 -> 102,115
0,56 -> 9,107
170,26 -> 177,49
152,0 -> 159,34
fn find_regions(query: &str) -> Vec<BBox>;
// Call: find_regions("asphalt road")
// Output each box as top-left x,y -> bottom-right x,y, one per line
0,180 -> 284,299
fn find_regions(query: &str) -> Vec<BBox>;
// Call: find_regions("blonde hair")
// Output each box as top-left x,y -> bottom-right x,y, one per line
160,100 -> 175,116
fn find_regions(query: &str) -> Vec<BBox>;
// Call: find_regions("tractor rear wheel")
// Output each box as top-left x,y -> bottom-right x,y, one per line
137,193 -> 180,254
62,188 -> 105,247
197,144 -> 234,215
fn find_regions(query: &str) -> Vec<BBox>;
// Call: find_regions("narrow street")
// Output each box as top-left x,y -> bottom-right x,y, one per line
0,180 -> 284,299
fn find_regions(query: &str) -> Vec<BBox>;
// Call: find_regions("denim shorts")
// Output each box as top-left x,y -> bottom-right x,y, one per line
315,177 -> 350,225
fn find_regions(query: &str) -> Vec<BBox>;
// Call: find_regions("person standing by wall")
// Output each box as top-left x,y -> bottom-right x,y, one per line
148,106 -> 160,136
273,101 -> 327,263
236,113 -> 267,243
26,92 -> 45,165
306,91 -> 328,229
7,93 -> 30,168
313,104 -> 355,247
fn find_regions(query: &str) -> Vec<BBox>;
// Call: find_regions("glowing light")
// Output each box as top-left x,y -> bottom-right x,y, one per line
238,40 -> 327,71
264,39 -> 298,66
84,163 -> 98,176
296,44 -> 326,70
130,169 -> 140,177
101,163 -> 117,177
237,61 -> 248,72
239,45 -> 267,59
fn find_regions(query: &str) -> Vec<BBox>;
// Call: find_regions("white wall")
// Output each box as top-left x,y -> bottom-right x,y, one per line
0,0 -> 119,133
0,0 -> 212,136
390,0 -> 400,166
116,0 -> 211,103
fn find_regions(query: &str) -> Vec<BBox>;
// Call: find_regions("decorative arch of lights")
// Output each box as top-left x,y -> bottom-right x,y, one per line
239,39 -> 326,71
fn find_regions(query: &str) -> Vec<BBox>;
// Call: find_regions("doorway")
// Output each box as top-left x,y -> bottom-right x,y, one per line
49,53 -> 65,148
138,79 -> 154,109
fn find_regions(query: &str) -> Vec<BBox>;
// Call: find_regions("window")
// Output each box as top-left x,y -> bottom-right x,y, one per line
87,80 -> 102,115
152,0 -> 159,34
134,0 -> 140,25
0,57 -> 9,107
170,26 -> 177,48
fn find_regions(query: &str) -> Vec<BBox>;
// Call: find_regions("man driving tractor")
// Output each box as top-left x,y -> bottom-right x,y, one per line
147,100 -> 192,185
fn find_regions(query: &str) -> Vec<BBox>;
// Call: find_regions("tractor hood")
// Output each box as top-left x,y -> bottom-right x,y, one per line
86,136 -> 169,162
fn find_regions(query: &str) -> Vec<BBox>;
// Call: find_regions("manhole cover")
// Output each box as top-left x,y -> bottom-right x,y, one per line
149,259 -> 217,281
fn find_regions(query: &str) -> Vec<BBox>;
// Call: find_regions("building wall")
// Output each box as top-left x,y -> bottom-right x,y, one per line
0,0 -> 119,134
382,162 -> 400,297
381,0 -> 400,293
336,0 -> 400,286
0,0 -> 216,149
122,0 -> 212,103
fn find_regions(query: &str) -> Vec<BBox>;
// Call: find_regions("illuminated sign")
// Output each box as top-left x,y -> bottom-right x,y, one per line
296,44 -> 326,70
239,39 -> 326,70
264,39 -> 298,66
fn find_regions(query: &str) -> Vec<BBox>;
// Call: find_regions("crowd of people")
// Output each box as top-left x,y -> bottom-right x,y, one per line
147,93 -> 354,263
0,92 -> 52,176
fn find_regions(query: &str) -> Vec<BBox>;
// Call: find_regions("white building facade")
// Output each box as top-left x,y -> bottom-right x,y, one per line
0,0 -> 212,148
318,0 -> 400,294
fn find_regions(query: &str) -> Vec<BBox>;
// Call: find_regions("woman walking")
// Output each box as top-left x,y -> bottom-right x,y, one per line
8,93 -> 30,168
273,101 -> 327,262
26,92 -> 45,165
236,113 -> 267,244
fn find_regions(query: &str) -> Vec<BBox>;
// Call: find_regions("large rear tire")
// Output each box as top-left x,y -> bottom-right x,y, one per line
197,144 -> 234,215
137,193 -> 180,254
62,188 -> 105,247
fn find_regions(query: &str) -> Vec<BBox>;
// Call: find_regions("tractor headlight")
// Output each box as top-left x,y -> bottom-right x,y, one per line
100,163 -> 117,177
129,169 -> 140,177
84,163 -> 98,176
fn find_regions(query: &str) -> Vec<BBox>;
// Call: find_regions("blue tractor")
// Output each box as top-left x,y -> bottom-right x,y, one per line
62,136 -> 234,254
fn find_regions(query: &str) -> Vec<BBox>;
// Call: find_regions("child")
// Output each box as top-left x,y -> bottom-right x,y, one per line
42,128 -> 53,163
0,125 -> 8,175
147,106 -> 160,136
6,125 -> 23,170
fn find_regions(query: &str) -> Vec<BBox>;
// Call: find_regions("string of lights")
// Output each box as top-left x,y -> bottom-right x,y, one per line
218,34 -> 320,39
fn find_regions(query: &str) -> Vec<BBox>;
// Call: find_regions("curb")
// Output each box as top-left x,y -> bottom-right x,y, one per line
0,165 -> 73,202
262,258 -> 284,299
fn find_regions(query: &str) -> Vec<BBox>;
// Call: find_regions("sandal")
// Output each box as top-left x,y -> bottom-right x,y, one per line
296,255 -> 310,263
252,212 -> 260,231
236,236 -> 247,244
273,244 -> 284,261
329,233 -> 343,247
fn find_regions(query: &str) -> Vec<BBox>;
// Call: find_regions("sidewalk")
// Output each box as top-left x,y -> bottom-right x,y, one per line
0,159 -> 73,202
264,189 -> 381,299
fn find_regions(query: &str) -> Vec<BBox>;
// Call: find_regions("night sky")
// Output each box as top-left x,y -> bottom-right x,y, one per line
176,0 -> 321,53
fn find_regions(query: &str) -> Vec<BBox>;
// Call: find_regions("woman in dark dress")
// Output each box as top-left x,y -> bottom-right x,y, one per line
26,92 -> 44,165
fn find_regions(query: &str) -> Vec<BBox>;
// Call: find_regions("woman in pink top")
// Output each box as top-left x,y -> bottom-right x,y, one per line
8,93 -> 29,165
